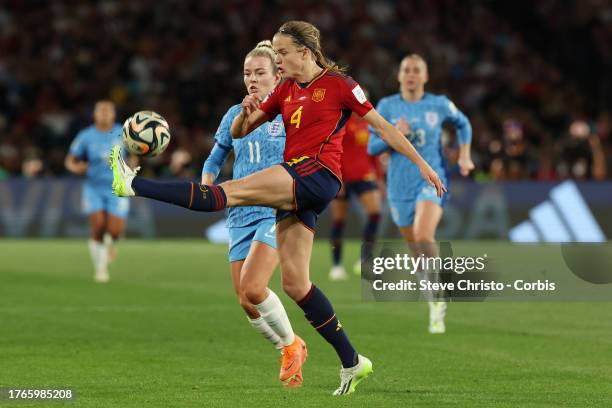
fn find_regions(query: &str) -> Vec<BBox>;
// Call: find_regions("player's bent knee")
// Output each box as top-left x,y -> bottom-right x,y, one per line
91,228 -> 105,241
241,284 -> 267,305
106,228 -> 122,241
281,279 -> 310,302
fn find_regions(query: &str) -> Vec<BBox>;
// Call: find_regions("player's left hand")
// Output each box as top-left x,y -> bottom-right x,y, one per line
241,94 -> 260,116
419,163 -> 447,198
458,156 -> 475,176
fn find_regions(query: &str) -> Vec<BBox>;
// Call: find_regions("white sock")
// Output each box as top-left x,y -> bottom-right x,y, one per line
103,233 -> 116,261
247,316 -> 284,350
254,289 -> 295,347
416,270 -> 434,302
88,239 -> 101,271
96,241 -> 108,273
103,233 -> 113,250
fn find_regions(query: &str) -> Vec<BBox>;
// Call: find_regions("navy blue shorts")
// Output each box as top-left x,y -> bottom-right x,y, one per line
337,180 -> 377,200
277,156 -> 341,231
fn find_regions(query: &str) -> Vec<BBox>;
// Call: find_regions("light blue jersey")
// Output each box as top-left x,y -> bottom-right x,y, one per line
202,104 -> 285,228
368,92 -> 471,201
69,124 -> 124,188
69,123 -> 130,218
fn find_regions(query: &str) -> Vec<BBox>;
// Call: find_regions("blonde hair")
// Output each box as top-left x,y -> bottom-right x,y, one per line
402,53 -> 428,72
277,21 -> 346,74
246,40 -> 278,74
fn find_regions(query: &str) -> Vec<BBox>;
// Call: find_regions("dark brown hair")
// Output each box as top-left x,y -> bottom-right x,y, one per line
277,21 -> 346,74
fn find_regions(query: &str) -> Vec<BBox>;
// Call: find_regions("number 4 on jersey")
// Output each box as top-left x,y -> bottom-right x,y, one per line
290,105 -> 303,129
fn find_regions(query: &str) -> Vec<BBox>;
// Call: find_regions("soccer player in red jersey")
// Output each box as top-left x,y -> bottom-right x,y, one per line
329,112 -> 383,281
111,20 -> 445,395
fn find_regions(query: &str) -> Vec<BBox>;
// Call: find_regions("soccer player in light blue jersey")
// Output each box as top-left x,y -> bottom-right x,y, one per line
65,100 -> 131,283
201,41 -> 304,387
368,54 -> 474,333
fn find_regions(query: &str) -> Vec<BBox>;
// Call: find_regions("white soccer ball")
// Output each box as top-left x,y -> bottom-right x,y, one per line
122,110 -> 171,157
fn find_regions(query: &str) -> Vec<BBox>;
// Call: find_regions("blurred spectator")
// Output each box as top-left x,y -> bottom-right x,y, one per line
556,119 -> 607,180
0,0 -> 610,180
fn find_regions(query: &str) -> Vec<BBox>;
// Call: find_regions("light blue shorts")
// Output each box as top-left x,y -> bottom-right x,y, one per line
228,218 -> 277,262
389,184 -> 444,228
83,184 -> 130,219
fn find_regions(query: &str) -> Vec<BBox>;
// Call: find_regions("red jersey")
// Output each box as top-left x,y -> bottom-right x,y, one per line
340,114 -> 381,182
259,69 -> 373,178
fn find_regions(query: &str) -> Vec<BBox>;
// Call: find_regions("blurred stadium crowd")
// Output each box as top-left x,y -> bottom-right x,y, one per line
1,0 -> 610,181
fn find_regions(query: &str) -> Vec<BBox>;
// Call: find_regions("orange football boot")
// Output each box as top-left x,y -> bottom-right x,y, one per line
279,334 -> 307,387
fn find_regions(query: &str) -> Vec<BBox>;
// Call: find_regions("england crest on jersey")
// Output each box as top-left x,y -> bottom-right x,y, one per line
425,111 -> 439,128
267,120 -> 283,138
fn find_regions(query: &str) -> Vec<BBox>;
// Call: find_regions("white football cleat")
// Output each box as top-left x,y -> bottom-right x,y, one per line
110,145 -> 139,197
332,354 -> 373,396
428,301 -> 447,334
329,265 -> 349,281
94,269 -> 110,283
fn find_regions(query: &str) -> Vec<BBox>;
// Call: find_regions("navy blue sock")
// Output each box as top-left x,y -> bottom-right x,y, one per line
330,220 -> 344,266
362,213 -> 380,261
132,177 -> 227,212
297,285 -> 358,368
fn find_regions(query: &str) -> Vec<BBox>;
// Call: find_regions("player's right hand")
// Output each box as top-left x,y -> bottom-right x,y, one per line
458,156 -> 475,176
201,174 -> 214,185
241,94 -> 260,116
396,117 -> 410,136
419,163 -> 447,198
72,161 -> 88,175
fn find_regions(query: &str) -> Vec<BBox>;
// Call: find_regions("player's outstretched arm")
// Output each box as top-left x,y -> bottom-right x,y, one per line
362,109 -> 447,197
201,143 -> 231,184
230,95 -> 269,139
446,100 -> 474,176
367,131 -> 391,156
457,144 -> 475,176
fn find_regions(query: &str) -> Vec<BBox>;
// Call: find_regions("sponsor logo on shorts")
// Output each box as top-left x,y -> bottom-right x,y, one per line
264,224 -> 276,239
422,185 -> 437,197
287,156 -> 310,166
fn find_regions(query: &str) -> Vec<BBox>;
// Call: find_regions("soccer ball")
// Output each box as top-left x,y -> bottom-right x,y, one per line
122,111 -> 171,157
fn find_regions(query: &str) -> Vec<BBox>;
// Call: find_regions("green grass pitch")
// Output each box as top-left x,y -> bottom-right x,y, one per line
1,240 -> 611,407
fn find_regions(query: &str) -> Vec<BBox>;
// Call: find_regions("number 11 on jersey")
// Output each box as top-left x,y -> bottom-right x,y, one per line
247,141 -> 260,163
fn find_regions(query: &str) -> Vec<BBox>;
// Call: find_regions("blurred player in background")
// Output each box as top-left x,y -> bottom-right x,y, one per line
558,119 -> 607,180
369,54 -> 473,334
65,100 -> 129,283
329,102 -> 383,281
201,40 -> 303,387
111,21 -> 445,395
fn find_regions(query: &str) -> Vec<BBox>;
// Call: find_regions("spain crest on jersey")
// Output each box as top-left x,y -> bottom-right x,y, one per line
425,111 -> 439,128
312,88 -> 326,102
